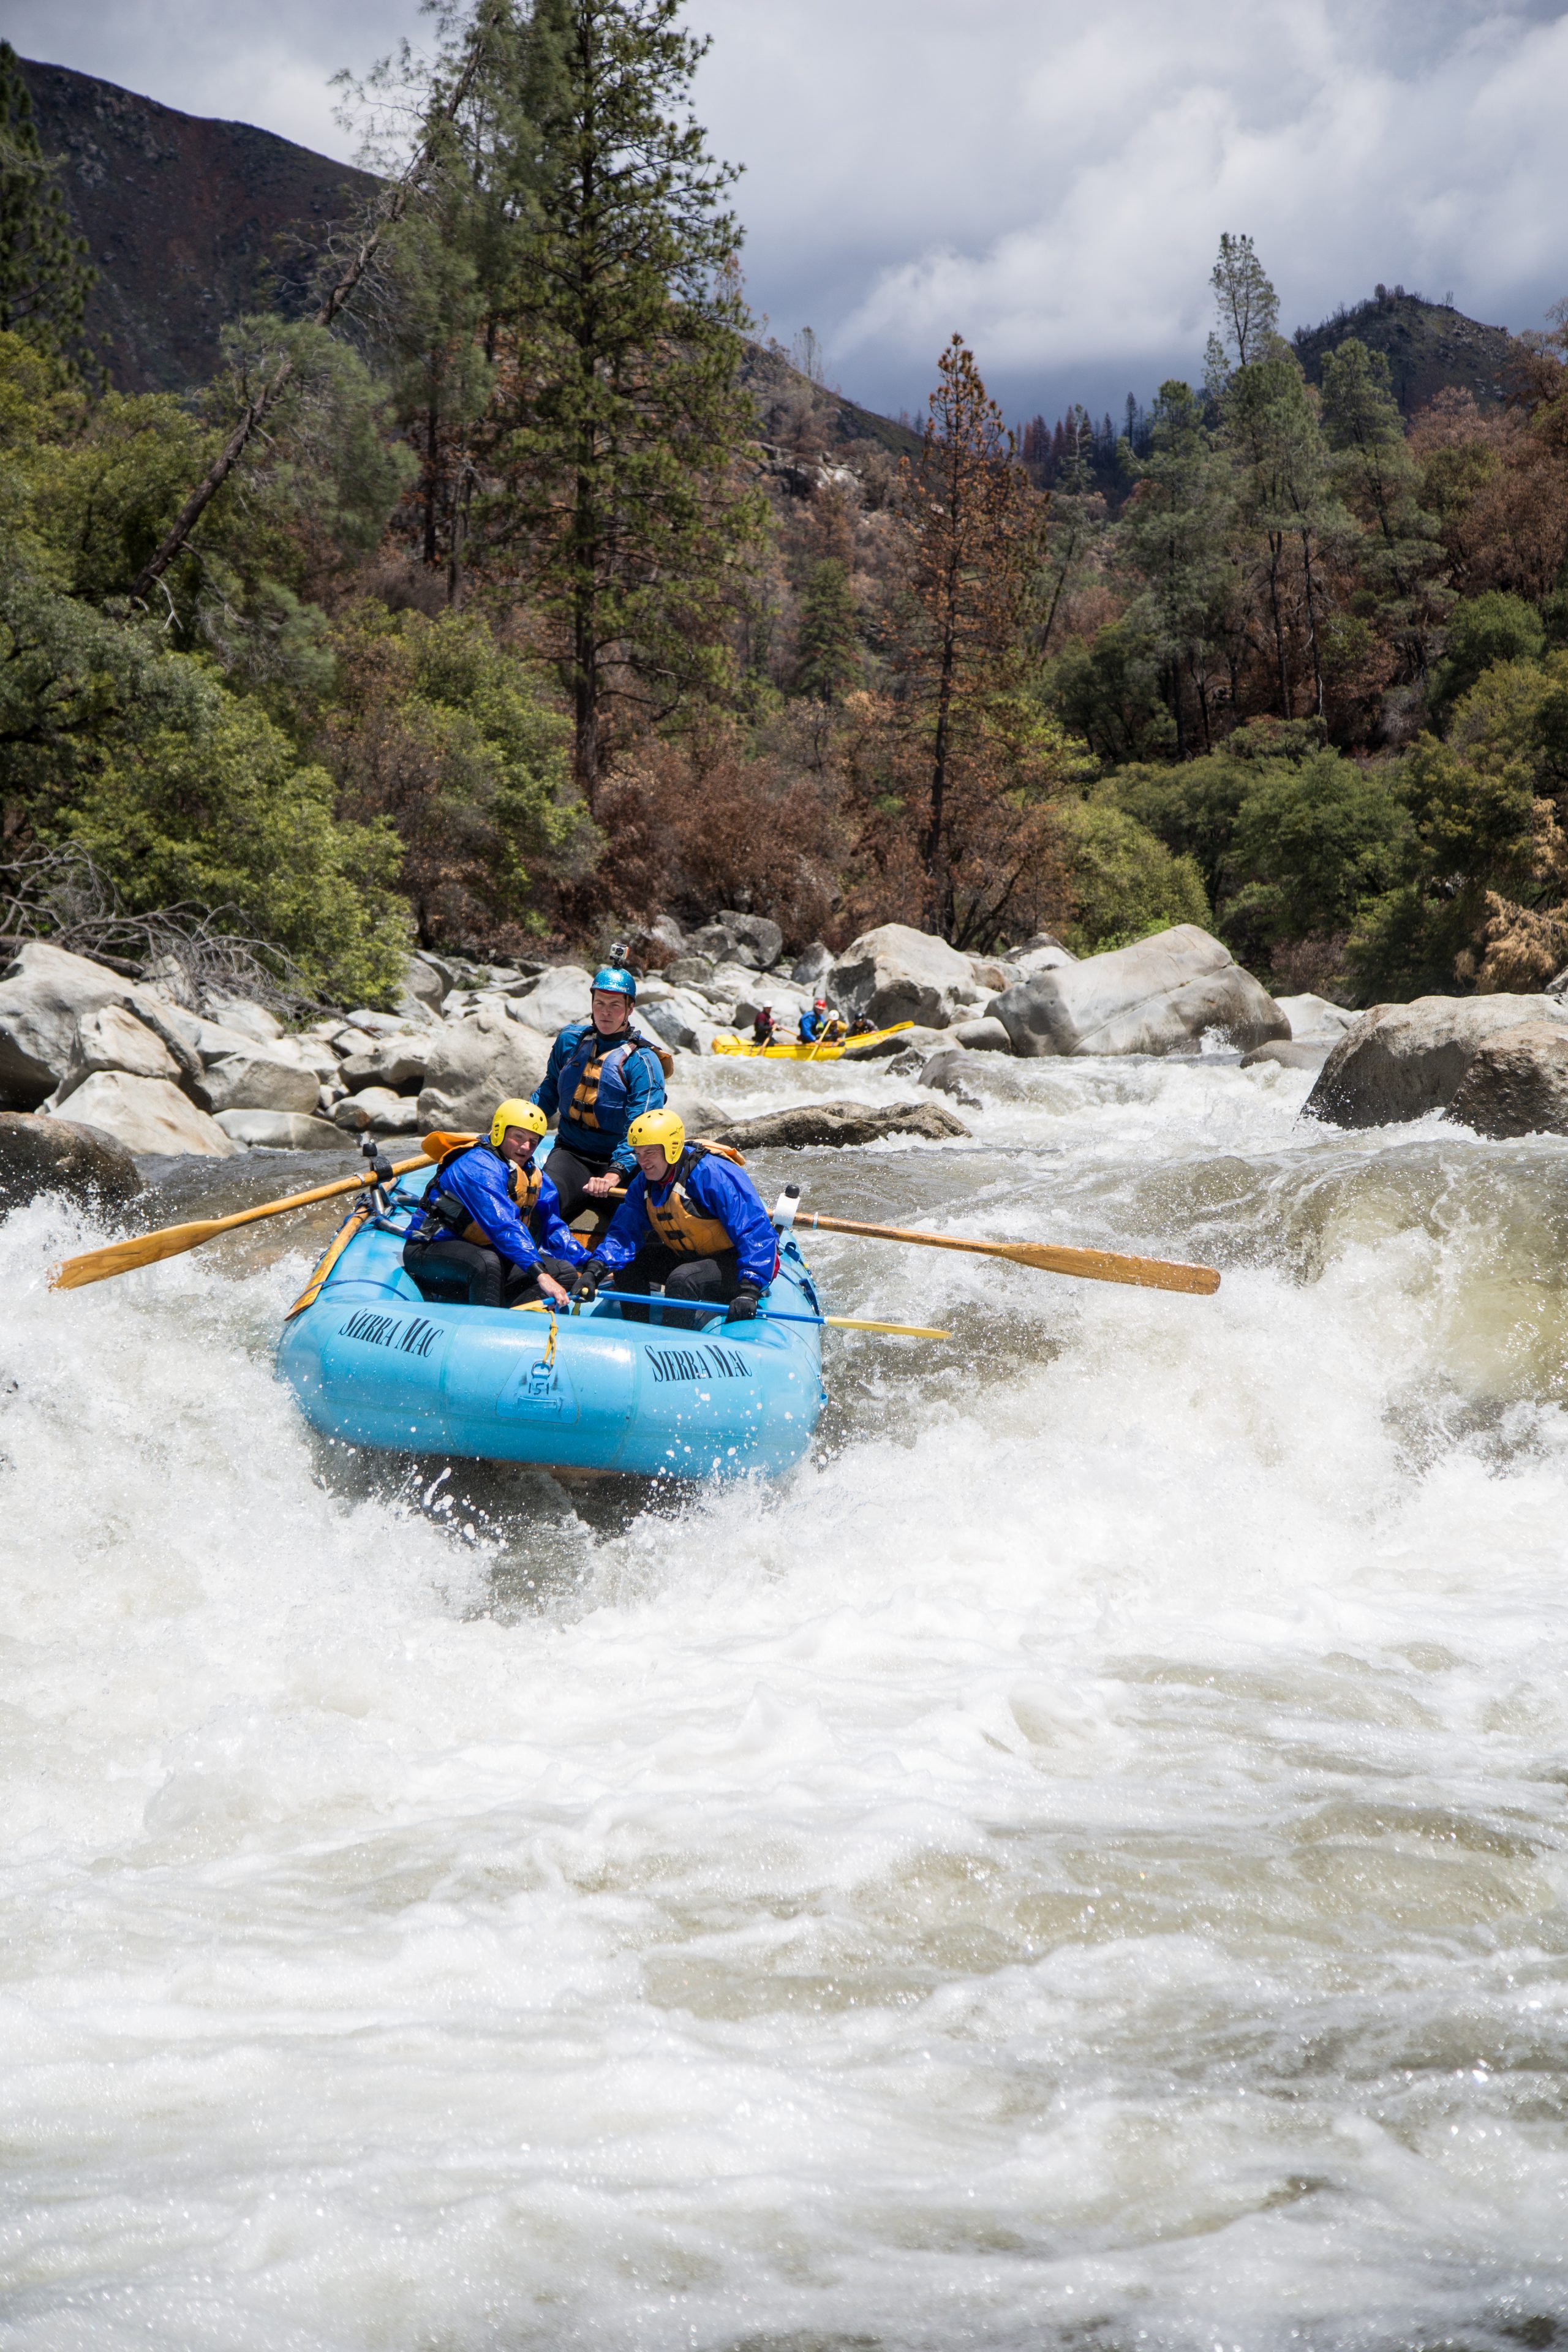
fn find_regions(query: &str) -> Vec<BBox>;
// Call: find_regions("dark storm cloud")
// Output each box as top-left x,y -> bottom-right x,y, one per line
10,0 -> 1568,419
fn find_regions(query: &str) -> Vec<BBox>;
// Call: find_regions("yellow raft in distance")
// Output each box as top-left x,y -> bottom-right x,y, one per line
710,1020 -> 913,1061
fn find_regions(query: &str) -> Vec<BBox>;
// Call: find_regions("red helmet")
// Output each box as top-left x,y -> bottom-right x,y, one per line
814,997 -> 827,1008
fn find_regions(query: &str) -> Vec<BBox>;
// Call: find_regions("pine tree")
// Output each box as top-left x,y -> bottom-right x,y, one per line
484,0 -> 766,803
1319,336 -> 1440,676
899,334 -> 1050,933
1205,232 -> 1279,391
0,42 -> 94,366
1118,380 -> 1237,753
794,557 -> 862,700
1223,348 -> 1346,718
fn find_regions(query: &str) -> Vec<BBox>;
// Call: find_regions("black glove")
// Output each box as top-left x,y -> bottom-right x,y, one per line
725,1284 -> 761,1324
572,1259 -> 605,1302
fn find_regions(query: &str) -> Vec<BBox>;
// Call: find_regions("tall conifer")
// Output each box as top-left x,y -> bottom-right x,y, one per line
0,43 -> 94,368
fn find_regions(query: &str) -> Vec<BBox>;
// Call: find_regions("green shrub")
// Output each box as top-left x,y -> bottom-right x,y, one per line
1056,799 -> 1210,952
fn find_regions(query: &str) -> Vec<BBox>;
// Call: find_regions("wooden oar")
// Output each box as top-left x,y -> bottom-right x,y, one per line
48,1151 -> 439,1291
793,1210 -> 1220,1297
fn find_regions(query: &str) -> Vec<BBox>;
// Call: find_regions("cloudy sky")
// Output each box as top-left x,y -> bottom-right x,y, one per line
10,0 -> 1568,424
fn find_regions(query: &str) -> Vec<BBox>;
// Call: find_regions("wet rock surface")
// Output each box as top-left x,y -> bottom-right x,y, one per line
0,1110 -> 144,1209
1446,1019 -> 1568,1137
1305,994 -> 1568,1126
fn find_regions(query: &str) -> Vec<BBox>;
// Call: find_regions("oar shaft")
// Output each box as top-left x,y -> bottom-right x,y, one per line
796,1210 -> 1219,1297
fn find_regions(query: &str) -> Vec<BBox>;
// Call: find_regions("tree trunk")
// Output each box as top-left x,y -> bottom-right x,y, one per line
1267,531 -> 1291,715
1300,526 -> 1325,718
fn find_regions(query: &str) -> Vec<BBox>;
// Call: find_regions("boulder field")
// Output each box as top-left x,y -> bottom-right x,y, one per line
0,913 -> 1332,1177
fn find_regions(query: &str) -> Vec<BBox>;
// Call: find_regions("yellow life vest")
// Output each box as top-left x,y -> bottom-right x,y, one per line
643,1143 -> 745,1257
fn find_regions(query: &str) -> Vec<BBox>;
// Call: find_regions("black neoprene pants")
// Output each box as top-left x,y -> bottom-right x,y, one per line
606,1243 -> 743,1324
543,1142 -> 624,1238
403,1238 -> 577,1311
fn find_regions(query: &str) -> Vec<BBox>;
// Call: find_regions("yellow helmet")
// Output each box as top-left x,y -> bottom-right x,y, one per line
627,1107 -> 686,1164
490,1098 -> 549,1149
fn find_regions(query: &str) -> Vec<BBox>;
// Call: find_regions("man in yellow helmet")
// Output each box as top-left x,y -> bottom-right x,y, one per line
403,1099 -> 585,1310
571,1107 -> 777,1324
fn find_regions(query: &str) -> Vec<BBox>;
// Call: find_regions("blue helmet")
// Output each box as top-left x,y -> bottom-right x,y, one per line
592,964 -> 636,1001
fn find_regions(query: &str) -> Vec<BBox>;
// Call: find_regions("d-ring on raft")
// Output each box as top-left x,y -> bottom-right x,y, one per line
276,1163 -> 828,1480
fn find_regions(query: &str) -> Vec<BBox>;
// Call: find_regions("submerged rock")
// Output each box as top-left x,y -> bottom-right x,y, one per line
707,1099 -> 971,1151
989,925 -> 1287,1058
0,1110 -> 143,1209
45,1071 -> 239,1156
951,1016 -> 1014,1054
1304,995 -> 1568,1127
1240,1038 -> 1334,1072
919,1048 -> 1027,1106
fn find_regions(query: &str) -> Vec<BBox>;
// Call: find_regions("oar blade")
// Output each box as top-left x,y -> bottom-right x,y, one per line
50,1221 -> 224,1291
823,1315 -> 951,1338
998,1240 -> 1220,1295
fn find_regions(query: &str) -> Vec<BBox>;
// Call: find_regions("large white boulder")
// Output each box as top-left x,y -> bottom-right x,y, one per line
203,992 -> 284,1044
56,1003 -> 183,1095
0,942 -> 140,1106
195,1052 -> 321,1117
215,1110 -> 347,1150
338,1036 -> 430,1092
1304,995 -> 1568,1128
330,1087 -> 419,1135
506,965 -> 594,1036
988,925 -> 1287,1058
643,993 -> 724,1055
46,1072 -> 239,1156
827,924 -> 988,1031
415,1006 -> 553,1134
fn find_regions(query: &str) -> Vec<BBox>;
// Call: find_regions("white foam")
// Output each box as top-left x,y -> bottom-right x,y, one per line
6,1059 -> 1568,2349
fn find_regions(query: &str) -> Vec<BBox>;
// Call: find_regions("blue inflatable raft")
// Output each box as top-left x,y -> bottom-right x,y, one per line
277,1162 -> 826,1480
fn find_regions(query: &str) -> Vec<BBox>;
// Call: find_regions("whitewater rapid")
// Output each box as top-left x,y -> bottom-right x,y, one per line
6,1047 -> 1568,2351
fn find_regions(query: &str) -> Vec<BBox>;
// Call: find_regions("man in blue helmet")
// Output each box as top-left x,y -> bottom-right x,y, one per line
531,965 -> 668,1228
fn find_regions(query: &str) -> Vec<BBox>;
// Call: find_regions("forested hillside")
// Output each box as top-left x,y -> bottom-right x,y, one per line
6,18 -> 1568,1012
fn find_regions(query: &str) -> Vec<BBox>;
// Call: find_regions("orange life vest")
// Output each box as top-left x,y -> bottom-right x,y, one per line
643,1142 -> 746,1257
430,1143 -> 541,1245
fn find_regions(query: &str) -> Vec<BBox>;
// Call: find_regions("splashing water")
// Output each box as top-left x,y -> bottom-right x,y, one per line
6,1051 -> 1568,2352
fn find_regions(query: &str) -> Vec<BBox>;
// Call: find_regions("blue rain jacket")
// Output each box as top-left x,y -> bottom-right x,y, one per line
595,1149 -> 778,1290
797,1007 -> 825,1041
532,1020 -> 666,1174
408,1144 -> 584,1271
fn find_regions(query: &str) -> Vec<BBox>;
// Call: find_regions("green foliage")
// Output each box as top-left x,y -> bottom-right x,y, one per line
0,43 -> 94,369
1430,592 -> 1546,721
1224,749 -> 1408,960
1048,622 -> 1175,766
1057,799 -> 1210,953
62,691 -> 411,1007
1115,379 -> 1237,755
320,601 -> 587,946
794,557 -> 862,699
1349,654 -> 1568,998
481,0 -> 767,796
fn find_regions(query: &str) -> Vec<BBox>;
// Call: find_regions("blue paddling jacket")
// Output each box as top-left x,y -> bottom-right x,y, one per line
532,1020 -> 666,1174
594,1146 -> 778,1291
408,1143 -> 585,1272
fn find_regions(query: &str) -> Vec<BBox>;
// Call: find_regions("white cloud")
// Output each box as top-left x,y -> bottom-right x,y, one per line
10,0 -> 1568,420
690,0 -> 1568,415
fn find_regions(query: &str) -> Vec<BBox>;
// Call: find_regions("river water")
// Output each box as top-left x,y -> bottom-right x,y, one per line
6,1046 -> 1568,2352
